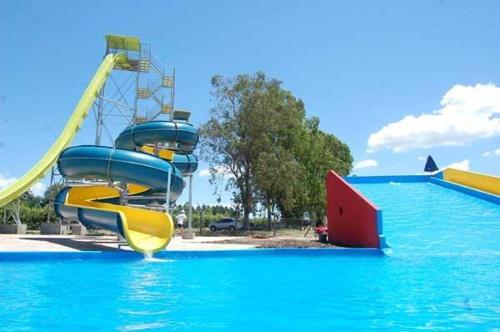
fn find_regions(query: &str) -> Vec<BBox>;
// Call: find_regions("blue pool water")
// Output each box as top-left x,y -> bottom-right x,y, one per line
1,182 -> 499,331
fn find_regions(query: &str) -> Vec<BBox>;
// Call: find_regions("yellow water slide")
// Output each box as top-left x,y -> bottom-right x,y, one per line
0,53 -> 118,207
64,184 -> 174,253
443,168 -> 500,196
0,36 -> 179,253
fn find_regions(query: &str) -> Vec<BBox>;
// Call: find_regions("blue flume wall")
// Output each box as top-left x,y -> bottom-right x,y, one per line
429,177 -> 500,205
346,175 -> 431,184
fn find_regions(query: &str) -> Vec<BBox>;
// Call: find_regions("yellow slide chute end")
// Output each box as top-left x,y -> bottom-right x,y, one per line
66,186 -> 174,254
123,212 -> 175,253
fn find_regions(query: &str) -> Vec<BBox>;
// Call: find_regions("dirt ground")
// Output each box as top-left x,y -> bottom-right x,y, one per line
202,229 -> 336,248
207,237 -> 334,248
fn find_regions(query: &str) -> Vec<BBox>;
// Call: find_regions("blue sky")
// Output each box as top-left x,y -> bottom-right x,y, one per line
1,0 -> 499,205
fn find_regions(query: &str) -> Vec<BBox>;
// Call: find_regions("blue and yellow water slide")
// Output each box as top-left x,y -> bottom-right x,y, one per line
0,35 -> 198,253
55,121 -> 198,253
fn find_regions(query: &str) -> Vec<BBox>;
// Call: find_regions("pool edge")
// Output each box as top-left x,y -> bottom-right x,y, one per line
0,247 -> 384,260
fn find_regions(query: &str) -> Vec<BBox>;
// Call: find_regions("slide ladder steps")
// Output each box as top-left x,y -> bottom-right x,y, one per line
139,58 -> 150,72
137,88 -> 150,99
134,116 -> 146,123
149,53 -> 165,79
150,90 -> 163,106
162,76 -> 173,88
161,104 -> 172,114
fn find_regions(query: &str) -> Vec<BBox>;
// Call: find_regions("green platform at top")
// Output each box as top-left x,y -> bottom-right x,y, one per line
105,35 -> 141,52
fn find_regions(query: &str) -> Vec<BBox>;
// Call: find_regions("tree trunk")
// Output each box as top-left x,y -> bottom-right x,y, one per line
242,168 -> 252,231
243,208 -> 250,230
267,201 -> 272,231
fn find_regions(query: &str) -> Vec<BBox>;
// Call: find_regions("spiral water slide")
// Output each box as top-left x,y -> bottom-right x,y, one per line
0,51 -> 198,253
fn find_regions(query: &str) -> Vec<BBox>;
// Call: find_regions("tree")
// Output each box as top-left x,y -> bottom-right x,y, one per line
200,72 -> 302,229
20,191 -> 44,207
254,149 -> 303,229
251,92 -> 307,229
43,183 -> 64,204
200,72 -> 353,229
279,117 -> 353,220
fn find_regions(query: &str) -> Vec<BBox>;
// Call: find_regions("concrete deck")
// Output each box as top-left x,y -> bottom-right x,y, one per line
0,234 -> 256,252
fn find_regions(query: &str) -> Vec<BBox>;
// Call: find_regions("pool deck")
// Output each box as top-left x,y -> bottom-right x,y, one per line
0,234 -> 257,252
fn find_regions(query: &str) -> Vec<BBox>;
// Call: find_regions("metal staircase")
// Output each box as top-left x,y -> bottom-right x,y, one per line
102,35 -> 176,125
139,58 -> 150,72
135,51 -> 175,120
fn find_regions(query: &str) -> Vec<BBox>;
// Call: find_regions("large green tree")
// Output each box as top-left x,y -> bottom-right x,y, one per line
251,88 -> 307,229
200,72 -> 297,229
280,117 -> 352,220
254,148 -> 303,229
200,72 -> 352,229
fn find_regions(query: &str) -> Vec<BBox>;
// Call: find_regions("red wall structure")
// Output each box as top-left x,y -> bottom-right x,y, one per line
326,171 -> 385,248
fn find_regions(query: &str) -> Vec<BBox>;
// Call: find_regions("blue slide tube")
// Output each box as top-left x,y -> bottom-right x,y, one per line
55,120 -> 199,240
115,121 -> 199,152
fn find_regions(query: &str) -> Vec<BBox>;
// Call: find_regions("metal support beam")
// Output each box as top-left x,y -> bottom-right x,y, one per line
99,96 -> 135,111
46,166 -> 55,224
165,167 -> 172,214
13,199 -> 21,225
170,68 -> 175,121
188,174 -> 193,233
95,83 -> 106,146
4,199 -> 22,225
134,55 -> 141,122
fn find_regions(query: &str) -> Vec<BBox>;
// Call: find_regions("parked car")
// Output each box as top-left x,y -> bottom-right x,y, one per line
209,218 -> 241,231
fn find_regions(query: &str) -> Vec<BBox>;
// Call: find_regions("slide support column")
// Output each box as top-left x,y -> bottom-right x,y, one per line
188,175 -> 193,231
182,174 -> 195,239
165,167 -> 172,214
95,84 -> 106,146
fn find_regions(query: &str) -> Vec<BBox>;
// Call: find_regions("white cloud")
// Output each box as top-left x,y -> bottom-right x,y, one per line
0,174 -> 46,197
0,174 -> 17,191
418,156 -> 426,161
30,182 -> 47,197
367,84 -> 500,153
198,165 -> 233,178
353,159 -> 378,170
443,160 -> 470,171
198,169 -> 211,177
481,148 -> 500,157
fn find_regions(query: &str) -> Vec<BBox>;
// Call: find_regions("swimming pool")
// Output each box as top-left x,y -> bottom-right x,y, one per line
0,182 -> 499,331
